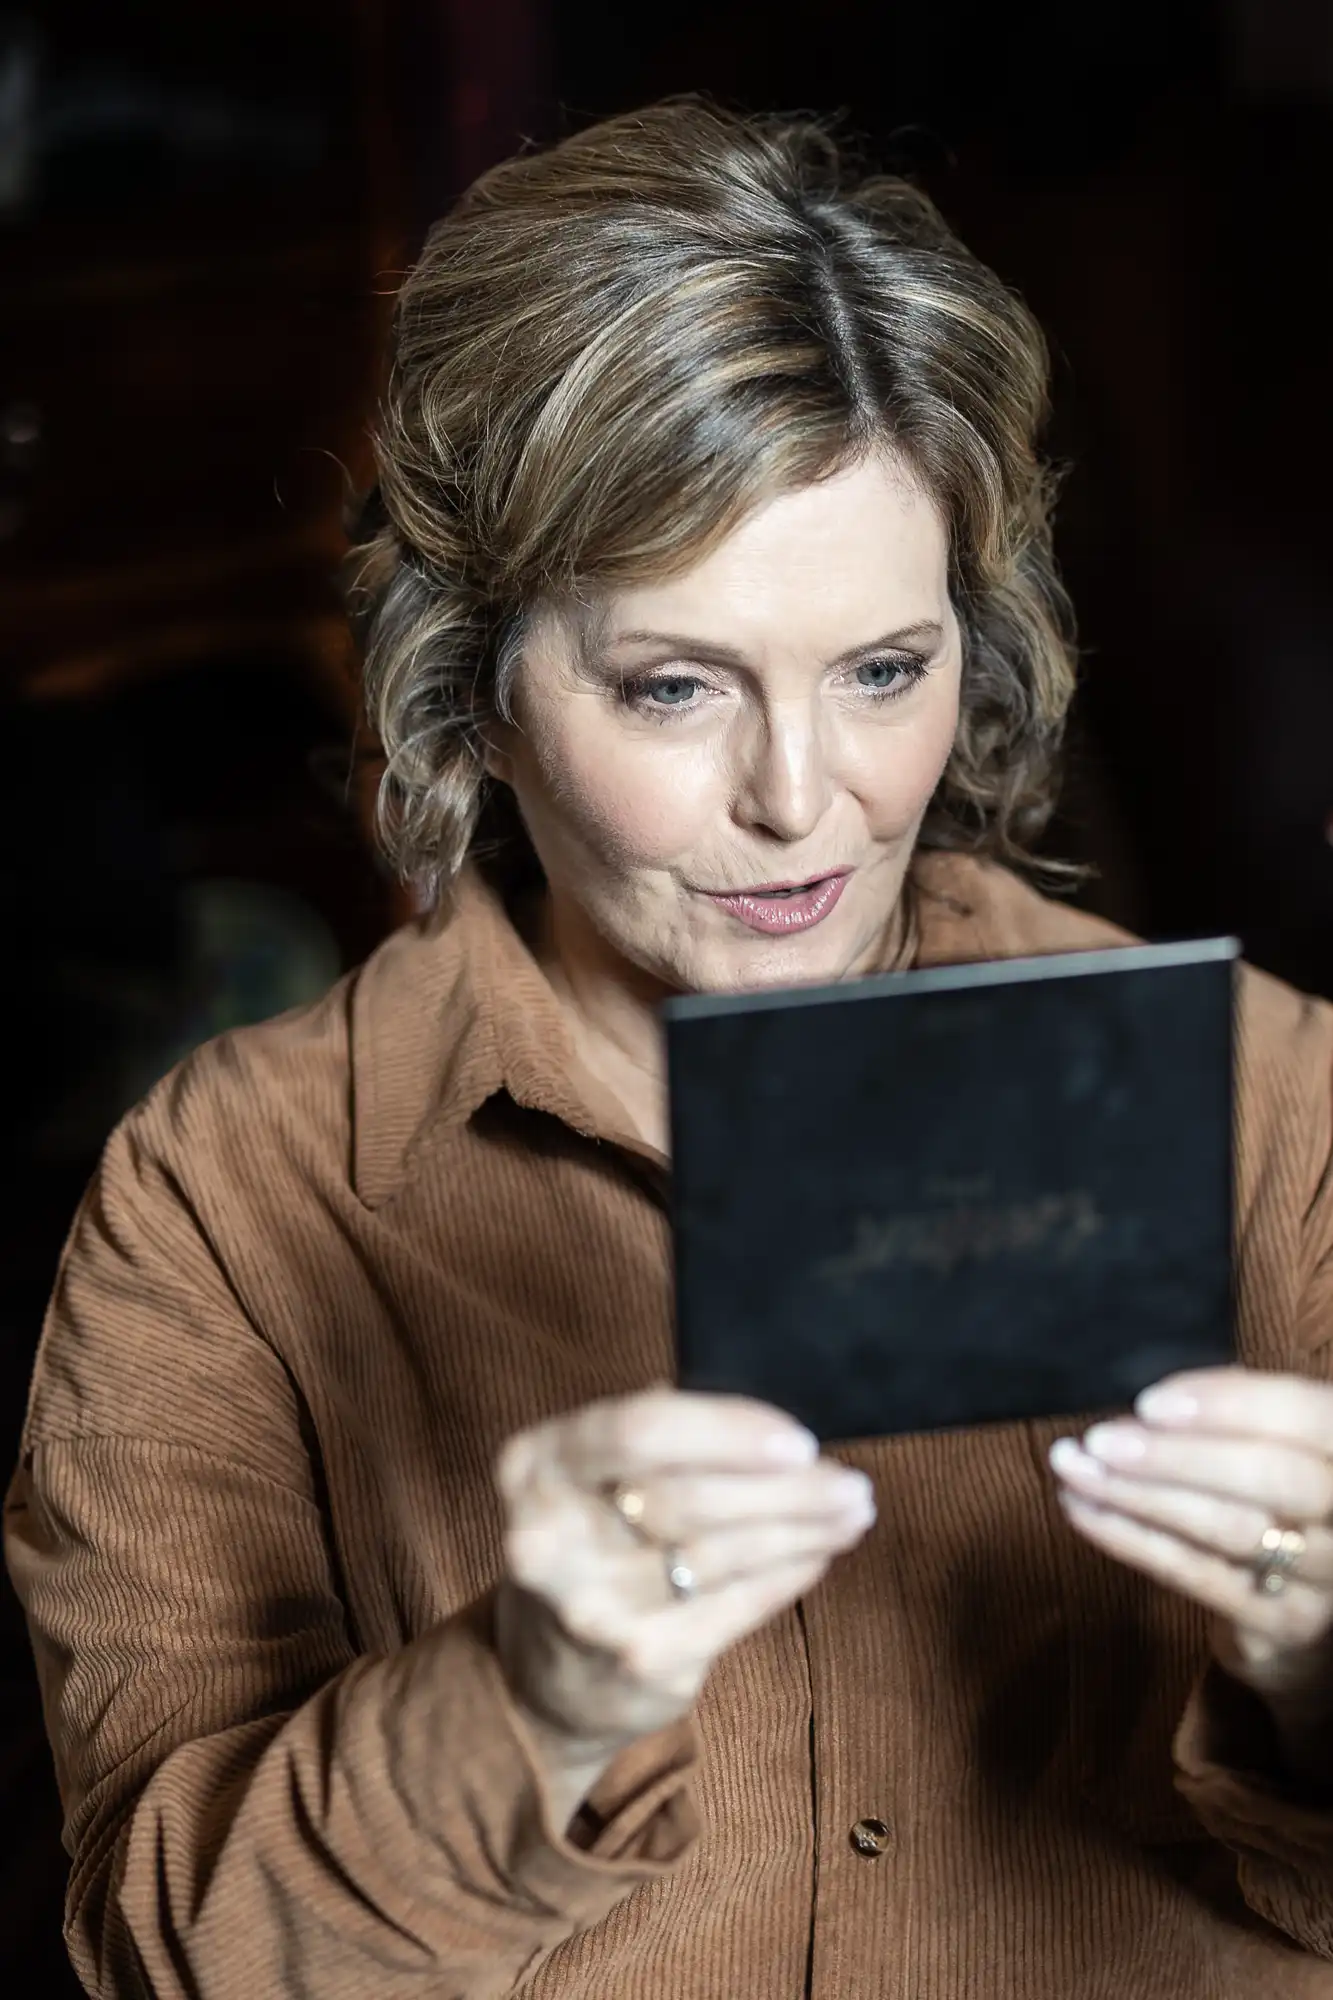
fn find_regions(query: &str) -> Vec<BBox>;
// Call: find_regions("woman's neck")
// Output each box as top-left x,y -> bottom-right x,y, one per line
530,891 -> 674,1156
521,874 -> 917,1159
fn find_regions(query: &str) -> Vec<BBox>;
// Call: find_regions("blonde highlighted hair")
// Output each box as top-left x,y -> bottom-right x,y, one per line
346,97 -> 1077,901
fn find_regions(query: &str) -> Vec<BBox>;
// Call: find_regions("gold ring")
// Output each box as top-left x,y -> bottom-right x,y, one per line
603,1480 -> 653,1542
1252,1523 -> 1307,1596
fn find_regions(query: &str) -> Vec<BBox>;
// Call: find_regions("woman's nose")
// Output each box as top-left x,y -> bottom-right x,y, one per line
733,702 -> 835,843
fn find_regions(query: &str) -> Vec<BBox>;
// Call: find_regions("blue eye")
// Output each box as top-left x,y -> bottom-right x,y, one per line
645,677 -> 699,706
856,655 -> 927,695
618,671 -> 710,720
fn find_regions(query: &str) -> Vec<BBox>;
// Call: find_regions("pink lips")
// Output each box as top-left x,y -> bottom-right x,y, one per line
704,871 -> 852,936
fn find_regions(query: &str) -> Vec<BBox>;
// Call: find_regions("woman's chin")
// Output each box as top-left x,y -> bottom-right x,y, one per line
672,931 -> 871,998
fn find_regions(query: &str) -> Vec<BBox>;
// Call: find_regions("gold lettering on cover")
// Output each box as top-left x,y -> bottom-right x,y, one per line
819,1190 -> 1105,1285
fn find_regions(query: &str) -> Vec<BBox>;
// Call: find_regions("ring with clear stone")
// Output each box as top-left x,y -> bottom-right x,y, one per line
1251,1523 -> 1307,1596
663,1546 -> 698,1600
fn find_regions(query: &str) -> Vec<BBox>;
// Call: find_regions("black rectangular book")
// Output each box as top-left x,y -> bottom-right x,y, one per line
664,937 -> 1237,1444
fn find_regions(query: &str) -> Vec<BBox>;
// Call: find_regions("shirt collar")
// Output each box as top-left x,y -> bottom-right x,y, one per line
349,850 -> 991,1209
351,866 -> 613,1208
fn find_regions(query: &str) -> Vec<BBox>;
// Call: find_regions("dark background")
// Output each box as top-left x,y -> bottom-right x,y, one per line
2,1 -> 1330,1985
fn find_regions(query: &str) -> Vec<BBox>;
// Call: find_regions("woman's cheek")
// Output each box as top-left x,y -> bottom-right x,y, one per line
841,714 -> 951,838
923,705 -> 961,799
889,682 -> 961,817
561,739 -> 721,867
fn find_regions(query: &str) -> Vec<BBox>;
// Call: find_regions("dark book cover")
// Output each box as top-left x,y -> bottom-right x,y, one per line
664,938 -> 1236,1444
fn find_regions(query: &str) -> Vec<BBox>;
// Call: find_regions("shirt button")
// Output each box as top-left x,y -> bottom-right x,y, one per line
850,1816 -> 892,1858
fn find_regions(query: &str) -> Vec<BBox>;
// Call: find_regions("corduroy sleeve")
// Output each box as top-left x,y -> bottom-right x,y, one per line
3,1109 -> 699,2000
1171,1006 -> 1333,1960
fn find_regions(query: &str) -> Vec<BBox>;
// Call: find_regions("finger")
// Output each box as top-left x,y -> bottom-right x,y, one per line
1136,1367 -> 1333,1451
504,1492 -> 608,1600
507,1470 -> 871,1647
504,1465 -> 870,1614
609,1462 -> 875,1542
1056,1490 -> 1333,1652
508,1503 -> 844,1663
679,1504 -> 875,1592
542,1387 -> 818,1489
506,1498 -> 682,1641
619,1552 -> 836,1678
1050,1438 -> 1333,1587
1078,1420 -> 1333,1523
495,1429 -> 539,1500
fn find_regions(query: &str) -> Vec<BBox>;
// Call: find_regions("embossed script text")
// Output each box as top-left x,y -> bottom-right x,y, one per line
819,1190 -> 1105,1285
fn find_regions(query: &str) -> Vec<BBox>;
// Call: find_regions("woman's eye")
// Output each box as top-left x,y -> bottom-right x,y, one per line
618,671 -> 712,721
640,676 -> 700,707
855,655 -> 925,695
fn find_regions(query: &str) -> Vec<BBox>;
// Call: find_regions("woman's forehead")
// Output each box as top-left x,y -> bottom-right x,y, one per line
586,461 -> 950,654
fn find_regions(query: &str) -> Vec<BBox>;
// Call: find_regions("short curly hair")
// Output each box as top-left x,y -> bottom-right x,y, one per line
346,97 -> 1077,903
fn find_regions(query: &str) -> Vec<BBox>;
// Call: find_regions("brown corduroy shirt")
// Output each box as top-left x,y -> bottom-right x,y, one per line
8,851 -> 1333,2000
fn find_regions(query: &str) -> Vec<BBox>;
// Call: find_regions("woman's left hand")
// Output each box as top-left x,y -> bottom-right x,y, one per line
1049,1366 -> 1333,1710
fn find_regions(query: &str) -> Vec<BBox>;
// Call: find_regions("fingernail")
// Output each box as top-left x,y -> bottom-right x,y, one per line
1049,1437 -> 1103,1478
767,1427 -> 818,1463
1083,1422 -> 1146,1463
1135,1385 -> 1199,1423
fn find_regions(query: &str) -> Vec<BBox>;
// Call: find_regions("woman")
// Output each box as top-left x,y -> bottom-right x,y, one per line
7,99 -> 1333,2000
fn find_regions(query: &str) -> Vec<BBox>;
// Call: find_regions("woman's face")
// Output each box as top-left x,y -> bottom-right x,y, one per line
493,454 -> 963,996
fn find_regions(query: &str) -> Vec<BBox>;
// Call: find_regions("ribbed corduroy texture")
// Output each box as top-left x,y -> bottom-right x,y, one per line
6,853 -> 1333,1999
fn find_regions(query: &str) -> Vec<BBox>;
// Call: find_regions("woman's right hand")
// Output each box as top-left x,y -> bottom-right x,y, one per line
492,1388 -> 876,1784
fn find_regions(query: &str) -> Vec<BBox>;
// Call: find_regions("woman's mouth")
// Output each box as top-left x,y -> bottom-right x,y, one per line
702,870 -> 852,935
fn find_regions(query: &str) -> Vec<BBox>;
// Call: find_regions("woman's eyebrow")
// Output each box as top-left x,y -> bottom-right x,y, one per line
604,620 -> 945,668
